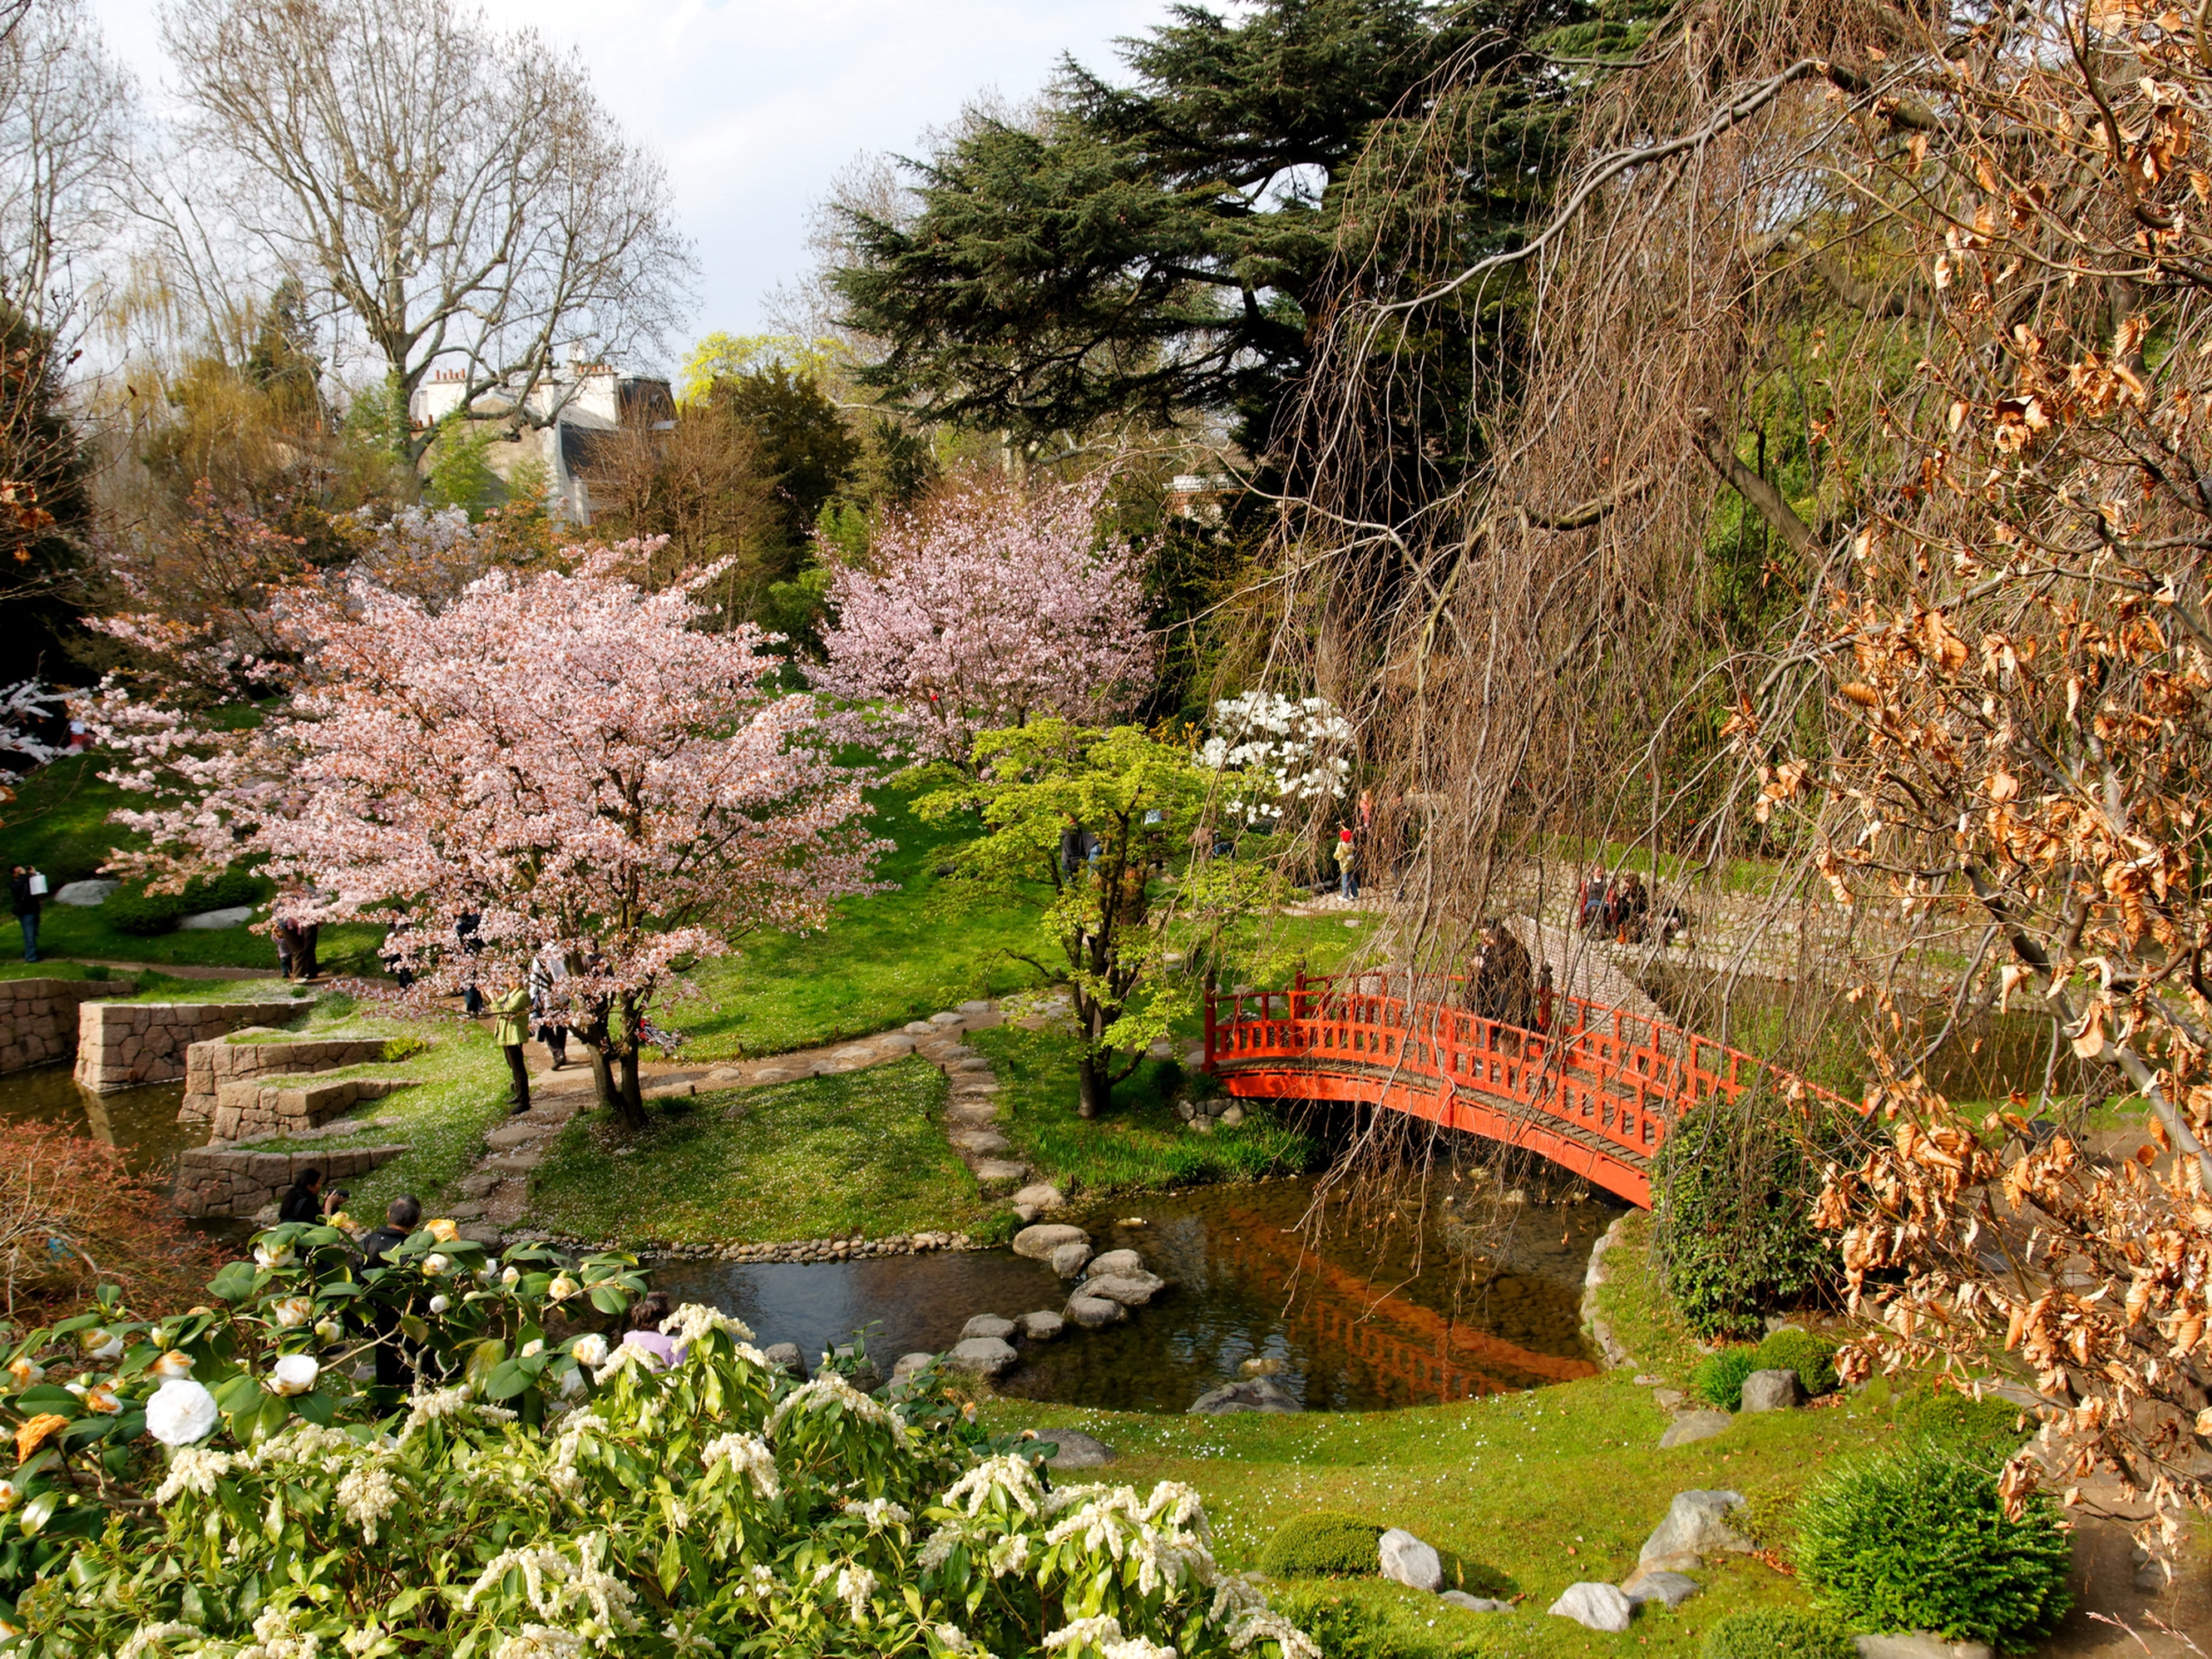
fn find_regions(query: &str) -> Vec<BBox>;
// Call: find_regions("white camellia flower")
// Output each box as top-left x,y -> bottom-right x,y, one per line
152,1350 -> 194,1380
547,1274 -> 580,1301
422,1253 -> 452,1277
0,1480 -> 17,1511
266,1355 -> 319,1396
314,1319 -> 343,1344
427,1296 -> 450,1315
501,1266 -> 521,1287
80,1329 -> 124,1360
146,1379 -> 220,1445
569,1334 -> 609,1368
521,1340 -> 544,1358
7,1355 -> 43,1388
425,1219 -> 460,1243
83,1383 -> 121,1415
272,1296 -> 314,1328
253,1242 -> 292,1270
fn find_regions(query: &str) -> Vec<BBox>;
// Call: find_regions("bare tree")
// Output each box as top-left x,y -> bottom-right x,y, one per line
156,0 -> 693,467
0,0 -> 134,333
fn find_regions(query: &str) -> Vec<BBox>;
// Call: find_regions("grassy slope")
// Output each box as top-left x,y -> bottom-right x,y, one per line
526,1059 -> 999,1244
985,1222 -> 1908,1659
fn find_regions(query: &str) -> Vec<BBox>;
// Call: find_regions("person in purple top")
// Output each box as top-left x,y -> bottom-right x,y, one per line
620,1291 -> 683,1368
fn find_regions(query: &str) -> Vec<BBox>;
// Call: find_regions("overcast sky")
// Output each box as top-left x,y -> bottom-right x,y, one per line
88,0 -> 1176,362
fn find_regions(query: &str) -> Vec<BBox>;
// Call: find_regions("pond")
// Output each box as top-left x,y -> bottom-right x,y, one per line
656,1174 -> 1618,1414
0,1063 -> 200,1176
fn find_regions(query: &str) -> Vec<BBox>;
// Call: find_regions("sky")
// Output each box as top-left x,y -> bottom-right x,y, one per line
88,0 -> 1177,361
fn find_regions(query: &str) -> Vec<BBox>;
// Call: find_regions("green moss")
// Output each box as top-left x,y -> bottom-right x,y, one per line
1588,1212 -> 1704,1382
525,1058 -> 998,1245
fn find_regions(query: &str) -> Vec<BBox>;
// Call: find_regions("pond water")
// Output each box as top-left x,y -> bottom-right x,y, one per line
0,1063 -> 200,1177
658,1175 -> 1617,1414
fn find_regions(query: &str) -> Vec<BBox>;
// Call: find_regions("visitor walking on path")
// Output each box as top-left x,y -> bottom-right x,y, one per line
530,940 -> 570,1070
492,980 -> 531,1114
10,864 -> 43,962
1336,827 -> 1358,901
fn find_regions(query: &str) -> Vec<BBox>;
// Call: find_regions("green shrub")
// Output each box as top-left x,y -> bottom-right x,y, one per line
1261,1511 -> 1385,1578
1895,1390 -> 2032,1468
101,886 -> 185,936
1653,1089 -> 1865,1338
1266,1589 -> 1485,1659
179,867 -> 268,912
1754,1328 -> 1840,1396
1795,1444 -> 2073,1649
1701,1608 -> 1854,1659
1692,1347 -> 1760,1410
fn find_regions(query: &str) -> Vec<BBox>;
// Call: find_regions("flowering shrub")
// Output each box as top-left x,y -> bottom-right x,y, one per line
0,1232 -> 1315,1659
1195,694 -> 1352,826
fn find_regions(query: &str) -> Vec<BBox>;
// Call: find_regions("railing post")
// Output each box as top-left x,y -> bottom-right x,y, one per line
1203,969 -> 1218,1075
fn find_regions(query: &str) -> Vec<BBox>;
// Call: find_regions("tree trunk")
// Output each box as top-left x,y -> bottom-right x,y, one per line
1077,1050 -> 1112,1119
614,1048 -> 644,1122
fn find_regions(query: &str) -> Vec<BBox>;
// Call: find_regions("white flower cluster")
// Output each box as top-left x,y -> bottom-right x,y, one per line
237,1603 -> 322,1659
401,1385 -> 516,1441
834,1563 -> 876,1623
464,1533 -> 637,1651
701,1432 -> 781,1501
842,1496 -> 911,1532
488,1627 -> 586,1659
939,1454 -> 1044,1519
659,1304 -> 754,1345
1040,1614 -> 1178,1659
764,1373 -> 907,1444
932,1623 -> 1000,1659
154,1446 -> 234,1505
1041,1484 -> 1212,1597
1197,692 -> 1354,817
335,1459 -> 404,1543
116,1621 -> 198,1659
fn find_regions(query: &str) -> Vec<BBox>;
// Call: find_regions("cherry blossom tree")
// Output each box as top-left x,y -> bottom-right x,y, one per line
87,535 -> 886,1120
812,475 -> 1154,767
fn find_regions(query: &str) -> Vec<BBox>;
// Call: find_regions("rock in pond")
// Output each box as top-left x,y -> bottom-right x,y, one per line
1087,1247 -> 1146,1279
1377,1528 -> 1443,1593
1187,1377 -> 1301,1415
1049,1241 -> 1094,1279
1015,1222 -> 1089,1261
890,1352 -> 935,1382
944,1337 -> 1020,1379
1619,1568 -> 1700,1609
760,1342 -> 807,1378
1639,1490 -> 1752,1564
1657,1410 -> 1731,1449
1064,1295 -> 1127,1329
1013,1183 -> 1066,1212
1438,1592 -> 1512,1613
1740,1368 -> 1804,1412
1548,1582 -> 1633,1634
1080,1271 -> 1165,1307
960,1314 -> 1017,1342
1032,1429 -> 1114,1469
1017,1311 -> 1064,1341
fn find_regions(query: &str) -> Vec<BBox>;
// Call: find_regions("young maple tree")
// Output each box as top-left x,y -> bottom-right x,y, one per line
812,473 -> 1154,767
919,718 -> 1277,1118
89,531 -> 886,1119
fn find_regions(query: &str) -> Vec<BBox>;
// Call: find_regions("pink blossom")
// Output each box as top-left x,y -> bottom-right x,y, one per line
812,476 -> 1154,766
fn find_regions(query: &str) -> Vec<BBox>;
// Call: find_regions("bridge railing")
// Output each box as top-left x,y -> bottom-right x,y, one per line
1202,969 -> 1854,1165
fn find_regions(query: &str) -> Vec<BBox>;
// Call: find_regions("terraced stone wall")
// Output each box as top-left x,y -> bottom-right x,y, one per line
0,978 -> 135,1075
72,1000 -> 306,1094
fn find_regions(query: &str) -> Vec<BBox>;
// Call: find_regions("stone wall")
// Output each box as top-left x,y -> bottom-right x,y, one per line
180,1033 -> 397,1120
173,1143 -> 409,1218
210,1076 -> 418,1142
0,979 -> 135,1075
73,1000 -> 307,1094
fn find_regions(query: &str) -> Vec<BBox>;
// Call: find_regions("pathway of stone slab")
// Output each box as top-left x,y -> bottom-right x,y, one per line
439,995 -> 1079,1251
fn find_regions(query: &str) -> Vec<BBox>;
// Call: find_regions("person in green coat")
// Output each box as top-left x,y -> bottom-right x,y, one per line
492,981 -> 531,1114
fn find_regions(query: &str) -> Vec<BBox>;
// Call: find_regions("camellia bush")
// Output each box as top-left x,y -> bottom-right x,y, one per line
0,1225 -> 1316,1659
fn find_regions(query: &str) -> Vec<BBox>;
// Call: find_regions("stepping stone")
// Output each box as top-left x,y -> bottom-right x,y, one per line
1013,1223 -> 1089,1260
1439,1593 -> 1512,1613
1016,1311 -> 1063,1341
903,1021 -> 936,1036
1050,1241 -> 1093,1279
1187,1377 -> 1299,1414
457,1224 -> 504,1249
458,1173 -> 501,1198
970,1159 -> 1028,1188
960,1314 -> 1016,1342
1087,1247 -> 1144,1278
960,1010 -> 1004,1030
1064,1295 -> 1126,1329
1657,1410 -> 1731,1449
485,1123 -> 540,1150
944,1336 -> 1019,1378
1013,1183 -> 1066,1212
928,1011 -> 964,1027
439,1201 -> 486,1221
945,1102 -> 1000,1126
831,1044 -> 878,1062
485,1152 -> 545,1173
875,1034 -> 916,1055
1079,1272 -> 1164,1307
643,1082 -> 694,1099
763,1342 -> 807,1378
950,1129 -> 1013,1156
890,1352 -> 933,1382
958,1000 -> 991,1014
750,1066 -> 806,1084
1619,1568 -> 1700,1609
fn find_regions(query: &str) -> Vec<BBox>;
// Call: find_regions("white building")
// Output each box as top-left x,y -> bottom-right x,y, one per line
407,359 -> 674,524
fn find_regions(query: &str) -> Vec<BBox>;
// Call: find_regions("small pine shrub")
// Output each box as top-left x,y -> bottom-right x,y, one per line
1692,1347 -> 1760,1410
1754,1329 -> 1840,1397
102,886 -> 185,936
1795,1444 -> 2073,1649
1701,1608 -> 1854,1659
1261,1511 -> 1385,1578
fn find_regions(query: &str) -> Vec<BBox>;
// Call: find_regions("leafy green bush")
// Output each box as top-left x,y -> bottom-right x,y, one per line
1267,1589 -> 1484,1659
1692,1347 -> 1760,1410
1754,1328 -> 1840,1396
100,886 -> 185,936
1701,1608 -> 1854,1659
1896,1390 -> 2032,1468
1262,1511 -> 1385,1577
179,867 -> 268,912
1795,1444 -> 2073,1648
1654,1090 -> 1865,1338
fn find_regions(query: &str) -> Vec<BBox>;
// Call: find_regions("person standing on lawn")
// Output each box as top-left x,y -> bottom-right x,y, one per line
1336,827 -> 1358,901
492,979 -> 531,1114
9,865 -> 42,962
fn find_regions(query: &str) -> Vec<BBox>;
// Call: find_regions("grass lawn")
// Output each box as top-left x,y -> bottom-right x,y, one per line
970,1022 -> 1321,1197
526,1058 -> 1000,1245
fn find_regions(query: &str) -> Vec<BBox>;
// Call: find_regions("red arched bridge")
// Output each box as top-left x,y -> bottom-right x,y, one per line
1202,970 -> 1853,1208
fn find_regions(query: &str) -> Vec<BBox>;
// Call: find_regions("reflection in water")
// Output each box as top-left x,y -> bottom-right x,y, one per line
659,1176 -> 1617,1414
0,1064 -> 198,1178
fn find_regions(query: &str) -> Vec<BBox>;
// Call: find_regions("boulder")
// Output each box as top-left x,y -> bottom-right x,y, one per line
179,905 -> 255,931
1034,1429 -> 1114,1469
1049,1241 -> 1094,1279
889,1352 -> 935,1382
1013,1183 -> 1066,1212
1064,1295 -> 1127,1329
762,1342 -> 807,1378
1854,1640 -> 1994,1659
944,1336 -> 1020,1379
1014,1223 -> 1090,1261
1187,1377 -> 1301,1415
1547,1582 -> 1633,1634
1618,1568 -> 1700,1609
1657,1410 -> 1731,1449
1740,1368 -> 1804,1413
1218,1104 -> 1245,1127
1438,1592 -> 1512,1613
1017,1311 -> 1064,1341
1087,1247 -> 1146,1279
53,879 -> 119,906
830,1347 -> 881,1393
1377,1528 -> 1443,1593
960,1314 -> 1017,1343
970,1159 -> 1029,1188
1638,1490 -> 1752,1564
1080,1272 -> 1165,1307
